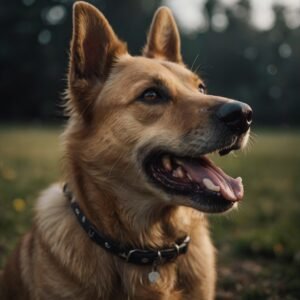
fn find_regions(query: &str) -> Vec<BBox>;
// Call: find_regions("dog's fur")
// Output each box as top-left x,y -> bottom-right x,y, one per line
0,2 -> 250,299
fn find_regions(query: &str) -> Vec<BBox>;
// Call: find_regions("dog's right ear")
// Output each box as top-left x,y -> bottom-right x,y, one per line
143,7 -> 182,63
68,2 -> 127,119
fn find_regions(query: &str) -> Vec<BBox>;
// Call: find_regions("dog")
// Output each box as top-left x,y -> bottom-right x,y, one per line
0,2 -> 252,299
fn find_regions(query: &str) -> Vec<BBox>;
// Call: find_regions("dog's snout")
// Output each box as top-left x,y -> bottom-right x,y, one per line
216,101 -> 252,134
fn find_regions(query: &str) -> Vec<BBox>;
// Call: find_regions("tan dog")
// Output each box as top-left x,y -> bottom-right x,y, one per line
0,2 -> 252,299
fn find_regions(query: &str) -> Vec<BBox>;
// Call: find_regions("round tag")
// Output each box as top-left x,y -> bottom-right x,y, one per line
148,271 -> 160,283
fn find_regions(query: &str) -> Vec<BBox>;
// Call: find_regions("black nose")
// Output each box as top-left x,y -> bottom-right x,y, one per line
216,101 -> 252,134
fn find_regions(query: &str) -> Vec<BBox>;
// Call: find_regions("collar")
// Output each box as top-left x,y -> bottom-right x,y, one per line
63,184 -> 190,266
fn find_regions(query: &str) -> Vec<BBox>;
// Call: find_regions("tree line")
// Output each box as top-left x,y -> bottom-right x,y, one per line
0,0 -> 299,126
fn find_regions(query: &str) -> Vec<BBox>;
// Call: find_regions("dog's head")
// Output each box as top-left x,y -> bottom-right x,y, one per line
66,2 -> 252,215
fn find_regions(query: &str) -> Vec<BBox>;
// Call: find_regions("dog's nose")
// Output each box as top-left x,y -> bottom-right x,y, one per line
216,101 -> 252,134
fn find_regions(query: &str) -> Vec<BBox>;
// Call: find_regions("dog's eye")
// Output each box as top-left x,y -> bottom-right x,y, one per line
143,89 -> 159,101
139,88 -> 168,104
198,83 -> 206,94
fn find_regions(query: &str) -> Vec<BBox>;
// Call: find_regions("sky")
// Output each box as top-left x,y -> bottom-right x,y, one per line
163,0 -> 300,33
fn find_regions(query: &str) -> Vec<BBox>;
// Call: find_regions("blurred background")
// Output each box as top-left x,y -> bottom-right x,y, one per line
0,0 -> 299,299
1,0 -> 300,124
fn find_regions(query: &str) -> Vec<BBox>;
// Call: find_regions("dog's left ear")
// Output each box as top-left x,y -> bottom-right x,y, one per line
143,7 -> 182,63
68,2 -> 127,120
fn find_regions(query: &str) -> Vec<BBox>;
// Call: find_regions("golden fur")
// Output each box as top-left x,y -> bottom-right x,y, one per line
0,2 -> 250,299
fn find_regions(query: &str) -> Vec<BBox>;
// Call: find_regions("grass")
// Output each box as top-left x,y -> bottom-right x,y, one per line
0,125 -> 61,265
0,125 -> 300,299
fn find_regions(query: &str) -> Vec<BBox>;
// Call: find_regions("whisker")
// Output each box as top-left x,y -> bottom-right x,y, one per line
108,152 -> 125,178
191,54 -> 199,72
194,63 -> 202,75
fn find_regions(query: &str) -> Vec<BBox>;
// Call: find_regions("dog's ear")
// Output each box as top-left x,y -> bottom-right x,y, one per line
70,1 -> 127,80
68,2 -> 127,119
143,7 -> 182,63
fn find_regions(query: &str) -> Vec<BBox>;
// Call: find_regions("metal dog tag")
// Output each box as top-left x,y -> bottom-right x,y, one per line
148,252 -> 162,283
148,270 -> 160,283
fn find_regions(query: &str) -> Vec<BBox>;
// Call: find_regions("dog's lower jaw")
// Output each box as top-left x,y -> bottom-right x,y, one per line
30,183 -> 216,300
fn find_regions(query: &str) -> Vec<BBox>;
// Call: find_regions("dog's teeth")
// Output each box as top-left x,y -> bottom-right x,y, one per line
162,155 -> 172,171
177,167 -> 185,178
202,178 -> 220,192
175,159 -> 183,166
173,167 -> 185,178
187,173 -> 193,181
236,176 -> 243,183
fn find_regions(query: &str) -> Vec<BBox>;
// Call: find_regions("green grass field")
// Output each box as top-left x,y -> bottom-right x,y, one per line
0,126 -> 300,299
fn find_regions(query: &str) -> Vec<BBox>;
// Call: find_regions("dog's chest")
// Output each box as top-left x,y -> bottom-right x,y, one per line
104,257 -> 204,300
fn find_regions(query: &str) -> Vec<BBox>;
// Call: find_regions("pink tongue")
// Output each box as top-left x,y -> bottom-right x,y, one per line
182,158 -> 244,202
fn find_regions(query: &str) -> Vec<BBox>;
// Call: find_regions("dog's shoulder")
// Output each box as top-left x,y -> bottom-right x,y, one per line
35,183 -> 67,219
34,183 -> 74,246
34,182 -> 80,260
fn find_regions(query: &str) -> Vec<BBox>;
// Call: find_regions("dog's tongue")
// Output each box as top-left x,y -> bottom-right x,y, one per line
181,158 -> 243,202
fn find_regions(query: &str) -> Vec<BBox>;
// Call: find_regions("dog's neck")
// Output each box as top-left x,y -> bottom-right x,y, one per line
69,177 -> 198,250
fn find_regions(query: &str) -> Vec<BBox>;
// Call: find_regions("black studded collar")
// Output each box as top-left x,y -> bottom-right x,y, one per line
63,184 -> 190,266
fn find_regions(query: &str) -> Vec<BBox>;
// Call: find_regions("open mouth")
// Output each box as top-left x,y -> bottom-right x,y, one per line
144,150 -> 244,213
